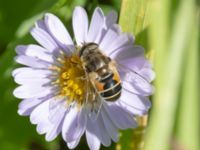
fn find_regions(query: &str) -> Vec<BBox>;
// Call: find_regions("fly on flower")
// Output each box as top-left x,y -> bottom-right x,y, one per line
13,6 -> 155,150
79,43 -> 122,101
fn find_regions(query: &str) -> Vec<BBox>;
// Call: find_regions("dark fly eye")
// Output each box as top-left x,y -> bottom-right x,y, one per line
86,63 -> 96,72
79,43 -> 98,57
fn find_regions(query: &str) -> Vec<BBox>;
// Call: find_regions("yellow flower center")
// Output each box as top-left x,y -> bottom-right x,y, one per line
50,53 -> 87,106
60,55 -> 86,104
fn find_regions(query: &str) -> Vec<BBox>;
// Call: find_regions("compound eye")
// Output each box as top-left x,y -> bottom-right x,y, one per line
86,66 -> 91,72
86,64 -> 96,72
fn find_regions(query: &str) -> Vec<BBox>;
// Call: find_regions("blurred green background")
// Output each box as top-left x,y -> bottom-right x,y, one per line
0,0 -> 199,150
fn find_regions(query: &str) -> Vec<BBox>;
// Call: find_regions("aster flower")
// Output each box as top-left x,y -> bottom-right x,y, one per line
13,6 -> 155,150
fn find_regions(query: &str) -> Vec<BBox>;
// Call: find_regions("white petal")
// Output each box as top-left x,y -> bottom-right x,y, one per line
86,130 -> 100,150
110,44 -> 144,60
62,107 -> 87,143
45,13 -> 74,50
30,99 -> 66,141
87,7 -> 104,43
15,55 -> 50,69
117,54 -> 155,90
101,106 -> 119,142
35,19 -> 48,31
12,67 -> 27,77
13,68 -> 51,85
73,6 -> 88,45
67,138 -> 81,149
12,67 -> 52,78
120,88 -> 151,110
115,47 -> 155,94
48,98 -> 67,123
30,100 -> 53,134
15,77 -> 50,85
30,27 -> 58,52
122,78 -> 154,96
18,98 -> 42,116
45,101 -> 66,141
32,109 -> 51,135
117,101 -> 147,116
97,115 -> 111,147
105,10 -> 118,28
103,102 -> 137,129
139,62 -> 155,82
16,45 -> 54,63
86,116 -> 111,147
14,85 -> 52,99
99,25 -> 120,55
101,33 -> 134,57
45,123 -> 63,142
13,67 -> 52,85
127,33 -> 135,43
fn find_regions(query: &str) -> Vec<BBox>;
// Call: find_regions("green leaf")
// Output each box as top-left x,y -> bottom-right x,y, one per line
0,0 -> 57,50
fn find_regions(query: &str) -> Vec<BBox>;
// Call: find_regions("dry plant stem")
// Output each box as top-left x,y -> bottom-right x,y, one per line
133,116 -> 148,150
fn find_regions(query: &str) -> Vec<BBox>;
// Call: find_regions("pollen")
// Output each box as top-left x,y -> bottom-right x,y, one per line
50,54 -> 87,105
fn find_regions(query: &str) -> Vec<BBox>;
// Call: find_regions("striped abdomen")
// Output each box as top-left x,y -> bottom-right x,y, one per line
99,73 -> 122,101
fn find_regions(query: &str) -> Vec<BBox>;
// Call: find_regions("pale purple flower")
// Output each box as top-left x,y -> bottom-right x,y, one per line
13,6 -> 155,150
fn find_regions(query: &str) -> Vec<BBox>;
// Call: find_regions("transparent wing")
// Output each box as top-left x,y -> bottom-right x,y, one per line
86,73 -> 103,121
84,73 -> 90,105
114,59 -> 154,97
115,60 -> 150,84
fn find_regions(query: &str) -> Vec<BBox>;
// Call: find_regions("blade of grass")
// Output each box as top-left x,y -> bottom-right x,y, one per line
144,0 -> 196,150
174,14 -> 199,150
119,0 -> 151,35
